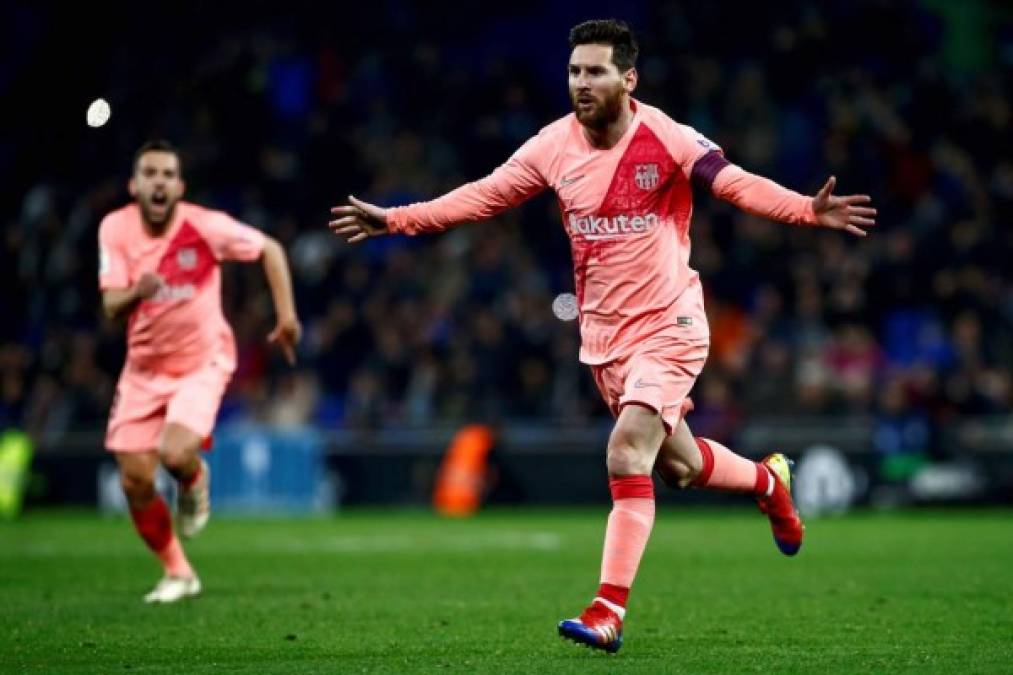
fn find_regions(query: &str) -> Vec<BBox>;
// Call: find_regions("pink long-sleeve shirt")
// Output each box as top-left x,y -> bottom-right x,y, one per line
99,201 -> 265,374
387,99 -> 816,365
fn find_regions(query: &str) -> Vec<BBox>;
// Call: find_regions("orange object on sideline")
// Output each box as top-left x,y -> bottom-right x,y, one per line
433,425 -> 495,517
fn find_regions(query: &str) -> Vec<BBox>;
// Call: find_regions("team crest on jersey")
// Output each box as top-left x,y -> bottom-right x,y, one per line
176,247 -> 197,270
634,163 -> 660,190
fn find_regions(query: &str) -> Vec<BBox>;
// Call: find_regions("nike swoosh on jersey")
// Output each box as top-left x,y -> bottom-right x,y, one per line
634,379 -> 660,388
559,174 -> 585,188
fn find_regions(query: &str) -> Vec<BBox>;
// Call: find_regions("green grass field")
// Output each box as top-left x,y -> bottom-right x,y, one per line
1,508 -> 1011,673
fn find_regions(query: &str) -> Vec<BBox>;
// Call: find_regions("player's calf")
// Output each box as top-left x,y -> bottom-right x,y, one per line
125,487 -> 196,579
654,454 -> 698,489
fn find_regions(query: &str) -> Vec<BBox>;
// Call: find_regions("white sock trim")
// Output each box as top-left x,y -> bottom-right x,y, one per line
593,596 -> 626,619
764,466 -> 776,498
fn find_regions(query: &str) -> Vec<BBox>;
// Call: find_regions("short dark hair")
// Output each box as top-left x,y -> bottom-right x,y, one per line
568,19 -> 639,72
133,139 -> 181,174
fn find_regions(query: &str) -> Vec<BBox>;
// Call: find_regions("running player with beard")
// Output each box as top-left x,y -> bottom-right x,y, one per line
99,140 -> 302,603
329,20 -> 875,651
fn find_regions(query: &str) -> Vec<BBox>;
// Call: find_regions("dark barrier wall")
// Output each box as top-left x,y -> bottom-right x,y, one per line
24,418 -> 1013,510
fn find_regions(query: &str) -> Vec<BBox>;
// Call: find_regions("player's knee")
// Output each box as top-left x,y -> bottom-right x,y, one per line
159,441 -> 196,472
606,435 -> 653,476
120,472 -> 155,504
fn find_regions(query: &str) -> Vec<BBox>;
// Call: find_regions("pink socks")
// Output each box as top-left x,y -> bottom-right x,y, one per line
692,437 -> 773,496
598,475 -> 656,613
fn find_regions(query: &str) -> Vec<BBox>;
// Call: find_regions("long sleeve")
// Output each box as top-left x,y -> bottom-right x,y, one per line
387,135 -> 549,235
98,214 -> 129,290
710,163 -> 817,226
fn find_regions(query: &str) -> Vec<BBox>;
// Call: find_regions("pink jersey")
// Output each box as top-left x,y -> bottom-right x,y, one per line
98,201 -> 265,375
387,99 -> 816,365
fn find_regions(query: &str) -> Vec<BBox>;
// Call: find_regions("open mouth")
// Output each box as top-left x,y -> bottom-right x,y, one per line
146,192 -> 171,221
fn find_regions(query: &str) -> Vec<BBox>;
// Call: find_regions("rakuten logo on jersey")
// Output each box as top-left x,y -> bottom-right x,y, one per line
567,213 -> 659,240
152,284 -> 196,302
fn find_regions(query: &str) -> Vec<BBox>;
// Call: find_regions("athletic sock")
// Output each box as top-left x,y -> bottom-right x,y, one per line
129,496 -> 194,578
598,475 -> 654,617
595,583 -> 629,619
692,437 -> 773,496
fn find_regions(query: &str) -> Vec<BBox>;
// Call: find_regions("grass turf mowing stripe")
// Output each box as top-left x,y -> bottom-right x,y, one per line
1,509 -> 1011,674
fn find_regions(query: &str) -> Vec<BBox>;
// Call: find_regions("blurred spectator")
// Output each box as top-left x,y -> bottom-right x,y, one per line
1,1 -> 1010,449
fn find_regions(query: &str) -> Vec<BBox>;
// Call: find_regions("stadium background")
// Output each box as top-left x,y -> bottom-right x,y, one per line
1,0 -> 1011,510
2,3 -> 1013,673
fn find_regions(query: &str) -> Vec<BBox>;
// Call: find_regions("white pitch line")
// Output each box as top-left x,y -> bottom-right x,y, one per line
0,531 -> 563,557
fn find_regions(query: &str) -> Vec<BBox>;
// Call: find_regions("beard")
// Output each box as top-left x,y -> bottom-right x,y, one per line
571,88 -> 624,131
139,195 -> 178,228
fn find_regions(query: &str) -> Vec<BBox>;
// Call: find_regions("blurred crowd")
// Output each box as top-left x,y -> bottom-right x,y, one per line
1,1 -> 1010,456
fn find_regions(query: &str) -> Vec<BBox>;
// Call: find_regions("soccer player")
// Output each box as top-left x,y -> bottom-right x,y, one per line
329,20 -> 875,651
99,140 -> 302,603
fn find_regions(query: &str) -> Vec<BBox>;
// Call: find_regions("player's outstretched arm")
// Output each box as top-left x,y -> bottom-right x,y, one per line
101,272 -> 164,319
329,196 -> 390,244
710,162 -> 876,235
260,236 -> 302,365
810,175 -> 877,237
329,136 -> 548,240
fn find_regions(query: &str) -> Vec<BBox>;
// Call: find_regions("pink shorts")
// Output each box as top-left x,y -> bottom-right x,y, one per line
591,335 -> 709,435
105,356 -> 233,453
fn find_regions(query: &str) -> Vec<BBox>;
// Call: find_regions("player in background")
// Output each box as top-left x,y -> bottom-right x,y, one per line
99,140 -> 302,603
330,20 -> 875,651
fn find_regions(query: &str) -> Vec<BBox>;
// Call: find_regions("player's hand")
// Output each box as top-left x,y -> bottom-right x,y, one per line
268,316 -> 302,365
812,176 -> 877,237
329,195 -> 389,244
135,272 -> 165,299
